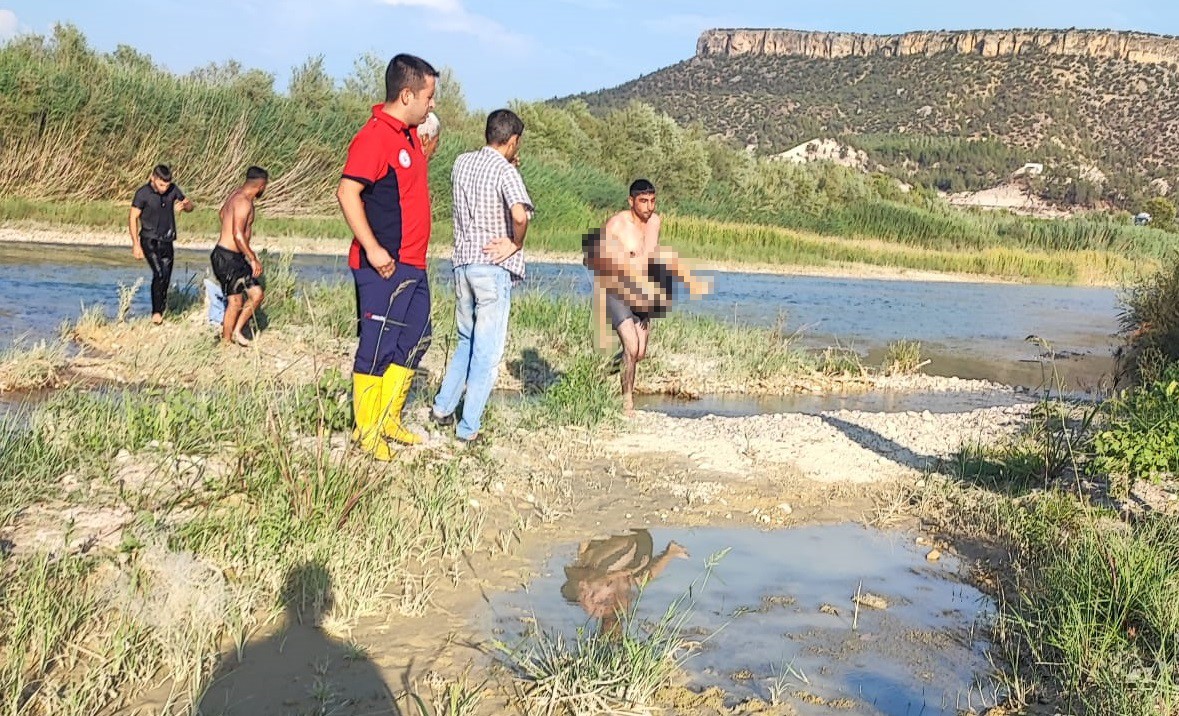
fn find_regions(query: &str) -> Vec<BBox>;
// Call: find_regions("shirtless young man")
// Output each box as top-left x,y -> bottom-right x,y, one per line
211,166 -> 268,347
590,179 -> 709,415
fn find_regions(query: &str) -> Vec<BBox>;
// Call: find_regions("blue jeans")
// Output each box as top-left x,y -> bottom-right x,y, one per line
432,264 -> 513,439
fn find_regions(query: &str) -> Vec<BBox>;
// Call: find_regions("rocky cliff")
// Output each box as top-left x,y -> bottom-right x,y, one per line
696,28 -> 1179,66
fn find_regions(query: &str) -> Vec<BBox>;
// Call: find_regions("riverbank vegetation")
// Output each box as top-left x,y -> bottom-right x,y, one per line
1,26 -> 1173,284
0,256 -> 1175,714
926,255 -> 1179,716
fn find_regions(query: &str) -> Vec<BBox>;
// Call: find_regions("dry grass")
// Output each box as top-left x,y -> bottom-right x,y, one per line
0,340 -> 68,393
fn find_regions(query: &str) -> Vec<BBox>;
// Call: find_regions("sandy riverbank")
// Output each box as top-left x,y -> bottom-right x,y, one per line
3,290 -> 1174,716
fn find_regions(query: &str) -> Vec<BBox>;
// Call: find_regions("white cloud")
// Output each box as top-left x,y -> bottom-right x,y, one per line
0,9 -> 19,40
378,0 -> 530,52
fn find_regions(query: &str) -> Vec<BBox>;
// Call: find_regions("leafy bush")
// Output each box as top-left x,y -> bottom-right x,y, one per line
292,368 -> 352,434
1094,365 -> 1179,494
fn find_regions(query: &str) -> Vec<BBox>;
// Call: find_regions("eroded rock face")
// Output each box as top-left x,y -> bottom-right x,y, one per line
697,29 -> 1179,66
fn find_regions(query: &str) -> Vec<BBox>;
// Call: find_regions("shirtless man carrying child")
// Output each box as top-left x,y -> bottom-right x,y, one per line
584,179 -> 710,415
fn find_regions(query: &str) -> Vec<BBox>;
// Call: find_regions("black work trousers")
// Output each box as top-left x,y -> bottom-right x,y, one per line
139,236 -> 175,315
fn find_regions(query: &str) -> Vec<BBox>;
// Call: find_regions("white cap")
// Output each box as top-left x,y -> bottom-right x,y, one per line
419,111 -> 440,139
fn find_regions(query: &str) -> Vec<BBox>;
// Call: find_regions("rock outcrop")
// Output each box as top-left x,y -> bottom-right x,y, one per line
697,28 -> 1179,66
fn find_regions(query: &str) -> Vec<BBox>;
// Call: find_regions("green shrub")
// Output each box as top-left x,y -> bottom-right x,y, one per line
292,368 -> 352,434
1094,365 -> 1179,494
1009,511 -> 1179,715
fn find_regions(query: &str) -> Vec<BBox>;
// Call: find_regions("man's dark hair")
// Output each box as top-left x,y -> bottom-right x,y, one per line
151,164 -> 172,183
485,109 -> 524,146
385,53 -> 438,102
246,166 -> 269,182
629,179 -> 656,197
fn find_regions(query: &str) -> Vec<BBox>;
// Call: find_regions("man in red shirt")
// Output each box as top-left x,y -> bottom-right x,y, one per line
336,53 -> 439,461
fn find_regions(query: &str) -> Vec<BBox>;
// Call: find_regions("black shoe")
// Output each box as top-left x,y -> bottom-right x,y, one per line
429,409 -> 455,427
458,433 -> 483,447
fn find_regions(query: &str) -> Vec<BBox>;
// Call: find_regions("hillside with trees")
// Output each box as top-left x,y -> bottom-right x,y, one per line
574,34 -> 1179,211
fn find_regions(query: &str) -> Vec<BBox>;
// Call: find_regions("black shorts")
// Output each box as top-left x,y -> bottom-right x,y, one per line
605,259 -> 676,331
210,245 -> 260,297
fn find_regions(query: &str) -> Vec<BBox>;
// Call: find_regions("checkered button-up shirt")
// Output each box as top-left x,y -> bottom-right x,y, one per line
451,146 -> 534,282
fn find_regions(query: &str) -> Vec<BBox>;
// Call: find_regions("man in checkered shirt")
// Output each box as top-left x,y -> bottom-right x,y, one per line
430,109 -> 534,444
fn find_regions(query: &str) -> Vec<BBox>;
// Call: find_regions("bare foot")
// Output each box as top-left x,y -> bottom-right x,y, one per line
151,313 -> 163,325
231,331 -> 252,348
623,395 -> 635,418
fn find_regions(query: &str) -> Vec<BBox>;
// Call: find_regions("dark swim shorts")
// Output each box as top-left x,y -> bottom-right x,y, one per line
605,259 -> 676,331
210,245 -> 260,297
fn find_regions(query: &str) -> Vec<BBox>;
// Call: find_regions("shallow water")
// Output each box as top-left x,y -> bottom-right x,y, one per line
0,241 -> 1119,388
635,389 -> 1037,418
486,523 -> 1001,716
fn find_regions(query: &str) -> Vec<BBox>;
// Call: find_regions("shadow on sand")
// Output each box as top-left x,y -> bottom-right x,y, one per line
196,561 -> 401,716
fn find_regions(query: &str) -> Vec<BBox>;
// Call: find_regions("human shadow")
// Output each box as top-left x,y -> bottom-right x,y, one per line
195,561 -> 400,716
560,529 -> 689,636
820,415 -> 940,472
507,347 -> 562,395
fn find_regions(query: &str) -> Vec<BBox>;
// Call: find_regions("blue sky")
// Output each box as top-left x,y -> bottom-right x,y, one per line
1,0 -> 1176,110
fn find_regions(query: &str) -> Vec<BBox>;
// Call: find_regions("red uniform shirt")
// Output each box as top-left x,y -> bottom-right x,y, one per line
341,104 -> 431,270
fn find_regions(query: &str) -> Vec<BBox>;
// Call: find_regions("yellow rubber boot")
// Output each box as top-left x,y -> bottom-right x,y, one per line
381,364 -> 423,445
352,373 -> 396,461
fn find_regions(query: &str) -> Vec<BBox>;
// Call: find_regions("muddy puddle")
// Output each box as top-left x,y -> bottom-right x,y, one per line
485,524 -> 1002,716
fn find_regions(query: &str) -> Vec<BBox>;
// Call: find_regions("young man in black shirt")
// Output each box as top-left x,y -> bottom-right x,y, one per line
129,164 -> 194,324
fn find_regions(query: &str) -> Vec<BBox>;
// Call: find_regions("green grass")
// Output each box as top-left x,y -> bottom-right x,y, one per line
0,338 -> 67,392
495,570 -> 713,716
0,195 -> 356,240
881,339 -> 923,376
0,381 -> 489,713
933,370 -> 1179,715
994,502 -> 1179,716
7,273 -> 814,712
926,470 -> 1179,715
1118,253 -> 1179,383
4,191 -> 1148,285
659,215 -> 1145,285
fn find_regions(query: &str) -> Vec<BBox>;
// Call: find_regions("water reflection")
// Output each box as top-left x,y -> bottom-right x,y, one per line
559,529 -> 689,635
489,524 -> 1002,716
